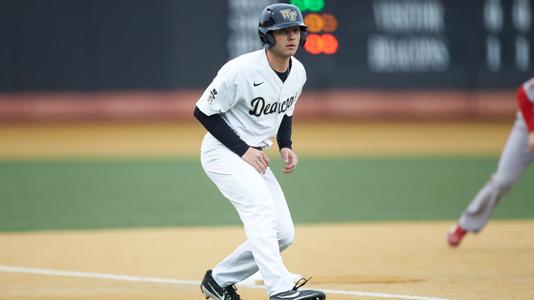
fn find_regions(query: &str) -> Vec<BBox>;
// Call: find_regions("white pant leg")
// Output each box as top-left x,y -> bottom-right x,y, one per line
237,174 -> 299,287
494,116 -> 534,185
200,134 -> 294,296
263,167 -> 295,251
211,168 -> 295,291
460,116 -> 534,231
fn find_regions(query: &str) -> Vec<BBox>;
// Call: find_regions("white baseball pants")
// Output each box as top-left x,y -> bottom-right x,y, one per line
459,115 -> 534,232
200,133 -> 295,296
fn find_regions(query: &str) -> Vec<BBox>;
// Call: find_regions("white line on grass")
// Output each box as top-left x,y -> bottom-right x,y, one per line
0,265 -> 447,300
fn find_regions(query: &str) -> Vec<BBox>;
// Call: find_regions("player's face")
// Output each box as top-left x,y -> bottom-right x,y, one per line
271,26 -> 301,58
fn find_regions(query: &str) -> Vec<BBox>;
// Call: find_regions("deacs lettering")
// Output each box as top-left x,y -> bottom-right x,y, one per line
248,96 -> 295,117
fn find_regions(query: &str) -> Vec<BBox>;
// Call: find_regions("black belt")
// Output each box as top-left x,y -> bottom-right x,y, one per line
252,146 -> 263,151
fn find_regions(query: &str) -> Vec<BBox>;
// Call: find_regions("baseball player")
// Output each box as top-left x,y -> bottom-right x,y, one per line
193,3 -> 326,300
448,77 -> 534,247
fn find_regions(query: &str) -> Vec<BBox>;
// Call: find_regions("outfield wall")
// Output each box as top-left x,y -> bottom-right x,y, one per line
0,89 -> 517,122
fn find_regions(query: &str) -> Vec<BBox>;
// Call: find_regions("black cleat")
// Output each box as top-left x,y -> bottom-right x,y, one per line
270,277 -> 326,300
200,270 -> 241,300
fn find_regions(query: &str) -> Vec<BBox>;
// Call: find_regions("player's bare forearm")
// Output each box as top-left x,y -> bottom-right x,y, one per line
242,147 -> 270,174
528,132 -> 534,152
280,147 -> 298,174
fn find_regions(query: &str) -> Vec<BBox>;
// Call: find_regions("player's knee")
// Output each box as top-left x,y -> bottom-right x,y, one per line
244,201 -> 277,220
490,174 -> 514,194
278,235 -> 294,251
278,225 -> 295,251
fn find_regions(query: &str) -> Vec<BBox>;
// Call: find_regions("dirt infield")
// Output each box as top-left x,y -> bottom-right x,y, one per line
1,221 -> 534,300
0,120 -> 512,158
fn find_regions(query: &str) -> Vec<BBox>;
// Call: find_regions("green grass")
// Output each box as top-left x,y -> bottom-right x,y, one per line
0,157 -> 532,231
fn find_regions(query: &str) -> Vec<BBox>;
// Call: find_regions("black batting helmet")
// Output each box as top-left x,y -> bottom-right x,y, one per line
258,3 -> 308,48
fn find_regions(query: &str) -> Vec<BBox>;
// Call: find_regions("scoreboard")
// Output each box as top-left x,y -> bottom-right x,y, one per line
2,0 -> 533,92
227,0 -> 534,90
299,0 -> 534,89
295,0 -> 340,55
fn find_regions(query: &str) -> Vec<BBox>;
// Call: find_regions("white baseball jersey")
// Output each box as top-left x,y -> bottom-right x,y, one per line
196,49 -> 306,148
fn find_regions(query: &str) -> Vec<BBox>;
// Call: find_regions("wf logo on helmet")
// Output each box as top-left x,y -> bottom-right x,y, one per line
280,9 -> 297,21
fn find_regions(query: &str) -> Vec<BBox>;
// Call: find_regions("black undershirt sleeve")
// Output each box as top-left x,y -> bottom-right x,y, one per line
277,115 -> 293,150
274,60 -> 293,150
193,106 -> 250,157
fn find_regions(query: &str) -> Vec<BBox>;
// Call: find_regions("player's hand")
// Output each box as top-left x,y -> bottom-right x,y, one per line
529,132 -> 534,152
280,148 -> 298,174
242,147 -> 270,174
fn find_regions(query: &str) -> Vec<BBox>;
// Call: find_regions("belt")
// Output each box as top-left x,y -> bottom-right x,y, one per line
252,146 -> 263,151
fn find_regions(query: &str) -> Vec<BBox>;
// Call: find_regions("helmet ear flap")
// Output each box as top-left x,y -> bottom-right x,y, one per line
258,30 -> 266,44
266,32 -> 276,48
299,28 -> 307,47
258,30 -> 276,48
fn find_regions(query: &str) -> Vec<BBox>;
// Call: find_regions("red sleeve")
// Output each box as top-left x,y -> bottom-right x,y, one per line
517,85 -> 534,132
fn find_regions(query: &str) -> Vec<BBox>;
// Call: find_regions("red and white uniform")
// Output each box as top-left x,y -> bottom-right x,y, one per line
518,78 -> 534,132
458,78 -> 534,232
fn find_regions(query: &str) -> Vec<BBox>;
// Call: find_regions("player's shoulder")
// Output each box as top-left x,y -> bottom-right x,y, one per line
291,56 -> 306,73
229,50 -> 264,68
218,50 -> 264,77
522,77 -> 534,101
523,78 -> 534,89
291,56 -> 305,71
290,56 -> 306,82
